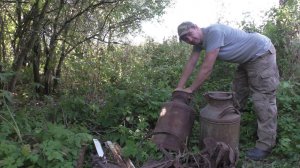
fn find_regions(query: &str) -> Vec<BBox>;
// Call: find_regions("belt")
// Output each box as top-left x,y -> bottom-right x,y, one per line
252,50 -> 273,62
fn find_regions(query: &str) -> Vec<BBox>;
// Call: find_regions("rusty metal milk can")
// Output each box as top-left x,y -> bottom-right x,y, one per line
152,91 -> 195,151
200,91 -> 240,152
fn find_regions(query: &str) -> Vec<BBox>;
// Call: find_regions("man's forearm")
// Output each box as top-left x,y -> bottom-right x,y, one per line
177,64 -> 195,88
177,52 -> 200,88
188,48 -> 219,92
189,65 -> 213,91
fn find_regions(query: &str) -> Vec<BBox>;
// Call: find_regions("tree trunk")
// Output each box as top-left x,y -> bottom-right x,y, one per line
43,35 -> 59,95
8,0 -> 49,92
0,14 -> 6,72
54,25 -> 70,91
9,34 -> 38,91
43,46 -> 53,95
32,37 -> 43,94
54,41 -> 66,91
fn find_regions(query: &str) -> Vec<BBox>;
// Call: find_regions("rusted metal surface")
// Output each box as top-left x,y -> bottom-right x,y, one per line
143,91 -> 240,168
152,91 -> 196,151
201,137 -> 238,168
200,91 -> 241,156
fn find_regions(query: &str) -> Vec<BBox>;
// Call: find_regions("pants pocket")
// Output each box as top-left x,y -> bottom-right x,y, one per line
249,66 -> 279,93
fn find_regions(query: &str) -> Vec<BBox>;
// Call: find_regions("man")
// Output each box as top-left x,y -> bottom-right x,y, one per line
176,21 -> 280,160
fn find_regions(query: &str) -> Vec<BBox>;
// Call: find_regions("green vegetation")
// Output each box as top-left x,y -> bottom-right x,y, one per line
0,0 -> 299,167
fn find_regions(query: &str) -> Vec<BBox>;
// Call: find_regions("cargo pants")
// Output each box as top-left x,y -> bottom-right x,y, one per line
232,44 -> 280,151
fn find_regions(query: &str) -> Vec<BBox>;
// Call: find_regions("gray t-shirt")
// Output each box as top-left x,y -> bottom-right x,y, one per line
193,24 -> 272,64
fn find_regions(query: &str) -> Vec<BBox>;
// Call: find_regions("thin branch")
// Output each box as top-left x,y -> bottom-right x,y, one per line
1,0 -> 29,3
64,2 -> 119,55
57,0 -> 120,37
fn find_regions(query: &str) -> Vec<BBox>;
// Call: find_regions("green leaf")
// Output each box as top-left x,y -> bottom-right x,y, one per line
21,144 -> 31,157
122,140 -> 138,158
0,90 -> 13,104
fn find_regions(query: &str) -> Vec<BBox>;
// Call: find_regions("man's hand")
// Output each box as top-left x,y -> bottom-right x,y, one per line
174,87 -> 193,94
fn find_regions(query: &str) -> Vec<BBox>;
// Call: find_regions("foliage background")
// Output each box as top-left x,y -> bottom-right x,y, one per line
0,0 -> 299,167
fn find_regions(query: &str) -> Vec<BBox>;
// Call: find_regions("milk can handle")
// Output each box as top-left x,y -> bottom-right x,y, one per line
218,106 -> 240,118
232,92 -> 240,109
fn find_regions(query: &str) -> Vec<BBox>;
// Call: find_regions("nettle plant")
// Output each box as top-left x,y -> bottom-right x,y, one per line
0,108 -> 92,168
274,81 -> 300,157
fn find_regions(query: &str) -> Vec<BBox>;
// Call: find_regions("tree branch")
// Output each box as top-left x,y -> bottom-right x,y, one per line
57,0 -> 121,37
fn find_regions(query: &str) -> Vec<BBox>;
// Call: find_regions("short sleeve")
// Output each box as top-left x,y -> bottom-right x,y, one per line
205,29 -> 225,52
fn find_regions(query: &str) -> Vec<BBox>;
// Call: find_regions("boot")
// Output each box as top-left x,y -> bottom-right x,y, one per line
246,147 -> 270,161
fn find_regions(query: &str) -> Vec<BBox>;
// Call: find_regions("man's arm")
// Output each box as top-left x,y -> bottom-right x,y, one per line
177,51 -> 200,88
188,48 -> 219,92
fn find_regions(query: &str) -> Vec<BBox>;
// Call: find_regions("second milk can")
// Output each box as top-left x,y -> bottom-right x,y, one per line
200,91 -> 240,152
